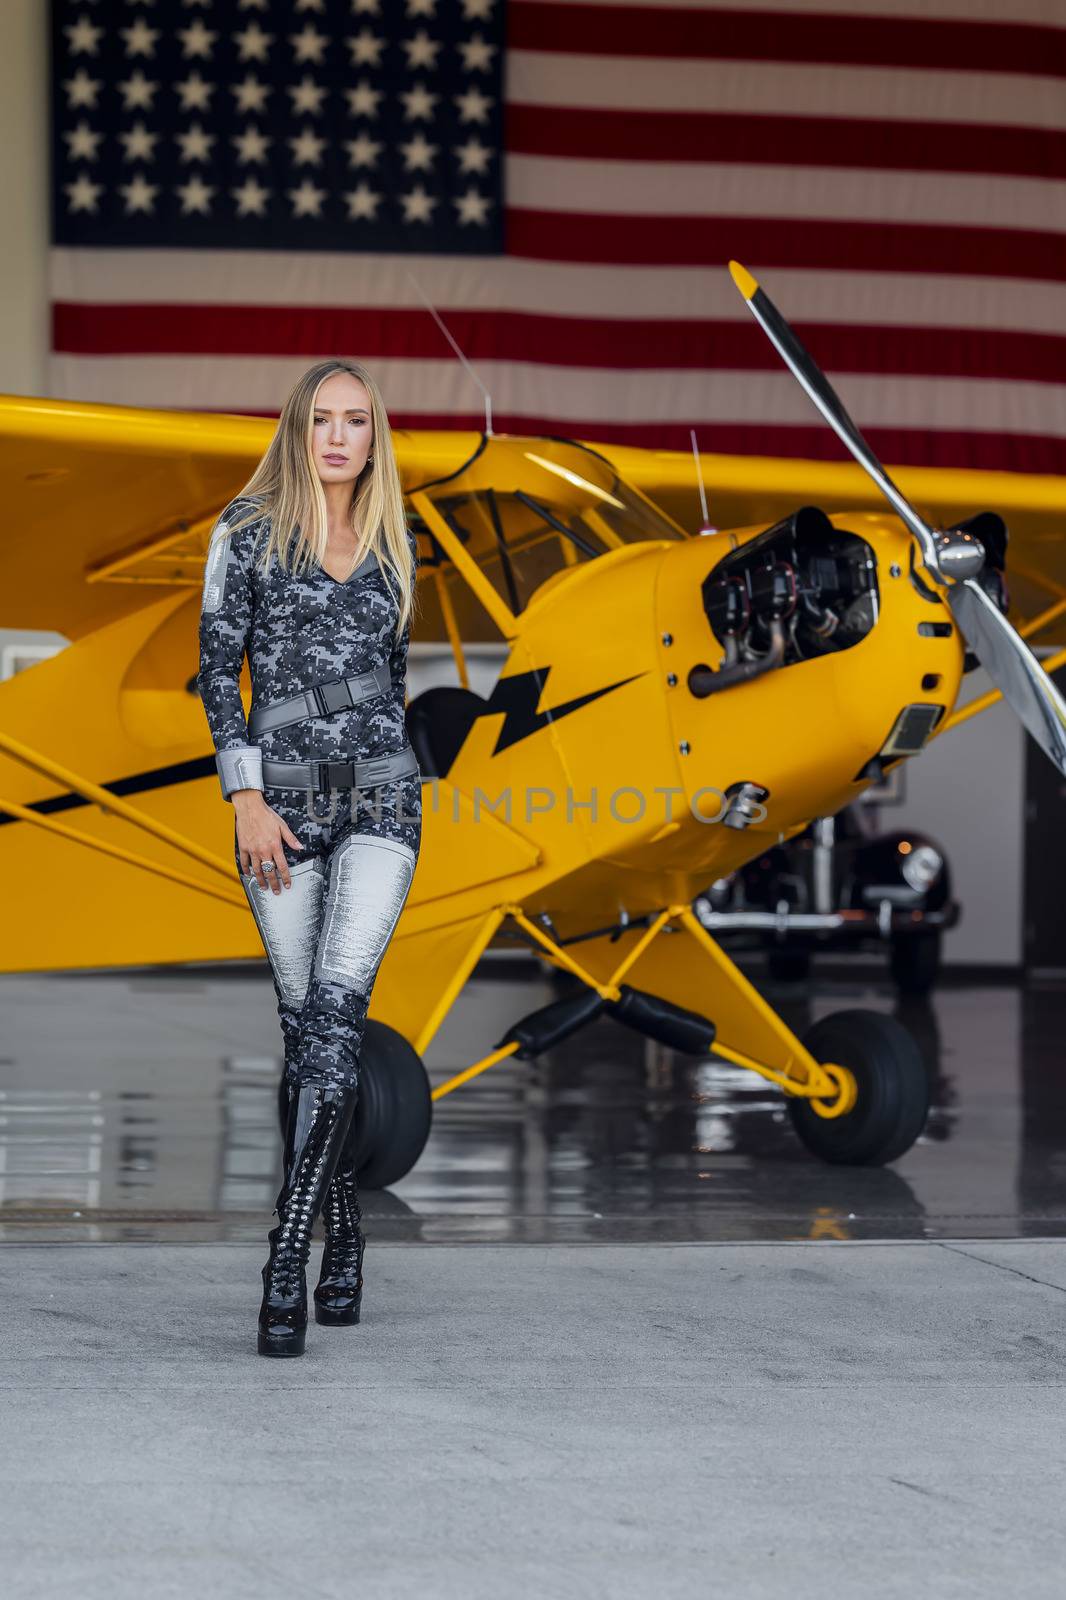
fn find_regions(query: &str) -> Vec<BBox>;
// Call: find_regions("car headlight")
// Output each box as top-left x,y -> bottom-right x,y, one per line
900,842 -> 942,892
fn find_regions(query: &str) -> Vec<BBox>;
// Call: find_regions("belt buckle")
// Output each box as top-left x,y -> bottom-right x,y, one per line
319,678 -> 353,715
308,684 -> 329,718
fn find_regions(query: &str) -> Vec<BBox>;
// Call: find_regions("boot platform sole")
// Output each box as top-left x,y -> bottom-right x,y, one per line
258,1328 -> 307,1356
314,1299 -> 362,1325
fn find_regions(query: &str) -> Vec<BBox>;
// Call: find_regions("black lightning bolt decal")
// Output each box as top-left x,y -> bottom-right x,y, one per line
483,666 -> 646,755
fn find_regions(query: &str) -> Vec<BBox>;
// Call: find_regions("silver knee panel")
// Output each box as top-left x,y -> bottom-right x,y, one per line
313,834 -> 417,993
241,857 -> 326,1009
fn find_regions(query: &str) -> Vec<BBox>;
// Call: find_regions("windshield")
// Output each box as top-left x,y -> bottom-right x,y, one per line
413,436 -> 687,618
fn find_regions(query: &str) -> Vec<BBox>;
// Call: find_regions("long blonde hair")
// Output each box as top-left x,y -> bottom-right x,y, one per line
223,359 -> 415,638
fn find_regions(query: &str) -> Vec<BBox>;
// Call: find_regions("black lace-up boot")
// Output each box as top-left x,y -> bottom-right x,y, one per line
314,1149 -> 365,1325
258,1080 -> 358,1357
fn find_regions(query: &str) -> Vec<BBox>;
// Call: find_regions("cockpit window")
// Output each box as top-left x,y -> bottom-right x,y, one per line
415,437 -> 687,616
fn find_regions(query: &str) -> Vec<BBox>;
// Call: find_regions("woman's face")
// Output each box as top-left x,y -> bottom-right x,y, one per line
311,371 -> 374,489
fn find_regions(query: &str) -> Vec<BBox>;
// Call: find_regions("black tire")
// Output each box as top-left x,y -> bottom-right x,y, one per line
787,1007 -> 930,1166
768,946 -> 812,983
889,930 -> 942,996
276,1019 -> 432,1190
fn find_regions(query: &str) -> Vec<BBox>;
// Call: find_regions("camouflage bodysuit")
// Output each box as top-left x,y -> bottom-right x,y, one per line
197,496 -> 422,1092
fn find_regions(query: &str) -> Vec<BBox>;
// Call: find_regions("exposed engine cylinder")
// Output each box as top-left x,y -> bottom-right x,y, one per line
701,505 -> 879,666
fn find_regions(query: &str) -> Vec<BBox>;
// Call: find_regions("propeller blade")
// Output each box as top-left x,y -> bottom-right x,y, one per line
727,258 -> 1066,778
947,579 -> 1066,772
728,260 -> 940,568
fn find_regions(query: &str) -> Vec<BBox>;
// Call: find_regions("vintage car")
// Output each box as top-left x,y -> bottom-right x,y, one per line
694,802 -> 959,993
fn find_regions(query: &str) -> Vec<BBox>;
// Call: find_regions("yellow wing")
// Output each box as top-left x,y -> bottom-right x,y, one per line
7,388 -> 1063,643
0,391 -> 480,638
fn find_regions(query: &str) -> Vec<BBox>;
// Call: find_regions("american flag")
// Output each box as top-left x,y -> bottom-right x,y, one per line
49,0 -> 1066,474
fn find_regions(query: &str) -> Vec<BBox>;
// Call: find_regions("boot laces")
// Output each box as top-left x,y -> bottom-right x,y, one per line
322,1174 -> 364,1277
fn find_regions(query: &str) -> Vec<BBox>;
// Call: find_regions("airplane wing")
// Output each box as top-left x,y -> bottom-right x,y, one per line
6,388 -> 1062,643
607,445 -> 1066,646
0,392 -> 479,640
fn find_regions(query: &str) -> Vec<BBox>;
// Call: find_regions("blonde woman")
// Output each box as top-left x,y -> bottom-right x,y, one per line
197,360 -> 421,1357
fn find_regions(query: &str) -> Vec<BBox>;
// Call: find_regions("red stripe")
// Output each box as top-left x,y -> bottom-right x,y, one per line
506,210 -> 1066,283
51,303 -> 1066,386
509,0 -> 1066,79
506,104 -> 1066,182
234,408 -> 1066,475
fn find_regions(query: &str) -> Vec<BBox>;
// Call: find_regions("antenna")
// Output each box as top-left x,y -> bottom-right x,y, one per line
404,267 -> 494,437
689,428 -> 717,535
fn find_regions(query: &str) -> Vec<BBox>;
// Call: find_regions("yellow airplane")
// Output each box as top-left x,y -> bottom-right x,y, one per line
2,262 -> 1065,1186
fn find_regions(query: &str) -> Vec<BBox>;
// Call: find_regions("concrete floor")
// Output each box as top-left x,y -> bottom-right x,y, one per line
3,1238 -> 1066,1599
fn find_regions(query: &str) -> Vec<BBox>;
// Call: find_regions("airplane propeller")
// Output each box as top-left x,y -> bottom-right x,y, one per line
727,260 -> 1066,777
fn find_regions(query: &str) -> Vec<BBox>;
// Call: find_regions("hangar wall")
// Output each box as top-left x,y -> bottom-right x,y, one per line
1,1 -> 48,400
0,0 -> 1026,968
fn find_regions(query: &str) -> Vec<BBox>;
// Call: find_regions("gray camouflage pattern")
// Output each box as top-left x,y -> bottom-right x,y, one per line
197,495 -> 422,1091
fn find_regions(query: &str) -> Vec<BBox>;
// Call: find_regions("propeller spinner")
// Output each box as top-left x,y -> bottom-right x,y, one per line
727,259 -> 1066,777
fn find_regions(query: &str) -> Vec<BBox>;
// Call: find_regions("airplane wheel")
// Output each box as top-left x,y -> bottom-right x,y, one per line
889,930 -> 941,996
787,1008 -> 930,1166
276,1020 -> 432,1190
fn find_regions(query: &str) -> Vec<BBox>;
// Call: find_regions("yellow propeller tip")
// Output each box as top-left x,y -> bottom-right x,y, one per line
728,260 -> 760,300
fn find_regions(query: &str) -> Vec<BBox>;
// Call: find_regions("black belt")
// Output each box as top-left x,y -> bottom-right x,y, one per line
261,744 -> 420,793
248,664 -> 391,737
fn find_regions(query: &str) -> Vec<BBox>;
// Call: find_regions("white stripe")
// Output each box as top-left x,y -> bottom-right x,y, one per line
45,355 -> 1066,437
510,156 -> 1066,234
49,249 -> 1066,336
508,51 -> 1066,132
552,0 -> 1066,22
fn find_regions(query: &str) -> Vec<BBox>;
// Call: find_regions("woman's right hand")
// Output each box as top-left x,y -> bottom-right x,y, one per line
233,792 -> 304,892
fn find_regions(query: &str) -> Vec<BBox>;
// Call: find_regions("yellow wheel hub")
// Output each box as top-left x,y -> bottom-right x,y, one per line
807,1062 -> 859,1119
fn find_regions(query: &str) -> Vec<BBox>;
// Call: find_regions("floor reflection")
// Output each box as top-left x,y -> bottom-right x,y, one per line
0,956 -> 1061,1243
